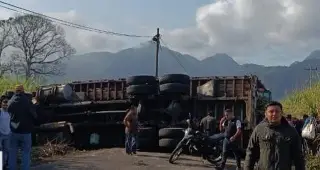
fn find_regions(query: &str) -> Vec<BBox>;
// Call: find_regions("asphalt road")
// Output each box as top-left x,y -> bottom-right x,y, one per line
31,148 -> 242,170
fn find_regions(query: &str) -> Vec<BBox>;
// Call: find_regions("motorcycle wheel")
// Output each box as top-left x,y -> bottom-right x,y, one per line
169,142 -> 184,164
205,154 -> 222,164
204,146 -> 222,164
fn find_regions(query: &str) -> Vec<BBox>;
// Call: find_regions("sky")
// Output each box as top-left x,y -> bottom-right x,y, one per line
0,0 -> 320,66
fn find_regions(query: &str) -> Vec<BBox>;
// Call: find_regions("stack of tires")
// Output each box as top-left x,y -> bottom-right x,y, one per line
126,75 -> 159,150
158,74 -> 190,149
137,127 -> 158,151
159,74 -> 190,96
158,128 -> 185,149
126,75 -> 158,97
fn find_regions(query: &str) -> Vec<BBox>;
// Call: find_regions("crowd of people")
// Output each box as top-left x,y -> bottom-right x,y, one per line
0,85 -> 37,170
122,100 -> 310,169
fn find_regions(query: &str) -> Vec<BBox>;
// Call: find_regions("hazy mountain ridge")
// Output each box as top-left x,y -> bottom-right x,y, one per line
54,44 -> 320,100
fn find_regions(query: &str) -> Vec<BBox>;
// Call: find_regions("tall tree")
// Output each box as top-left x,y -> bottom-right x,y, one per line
11,14 -> 75,79
0,18 -> 14,77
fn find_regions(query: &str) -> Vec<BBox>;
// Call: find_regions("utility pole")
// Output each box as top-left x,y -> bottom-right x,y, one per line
304,65 -> 318,88
152,28 -> 160,77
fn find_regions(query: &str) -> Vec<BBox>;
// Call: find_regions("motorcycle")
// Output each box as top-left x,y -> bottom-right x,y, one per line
169,118 -> 224,164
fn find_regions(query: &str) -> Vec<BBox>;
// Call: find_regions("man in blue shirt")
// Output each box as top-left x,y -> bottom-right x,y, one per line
0,96 -> 11,168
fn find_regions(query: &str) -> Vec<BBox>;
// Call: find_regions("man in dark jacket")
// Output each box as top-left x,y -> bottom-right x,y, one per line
244,101 -> 305,170
8,85 -> 36,170
199,110 -> 216,136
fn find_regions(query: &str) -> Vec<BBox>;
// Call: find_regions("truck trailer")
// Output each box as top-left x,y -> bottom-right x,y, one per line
34,74 -> 271,150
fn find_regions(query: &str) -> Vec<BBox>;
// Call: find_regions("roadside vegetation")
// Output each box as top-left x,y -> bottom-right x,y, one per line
0,76 -> 39,94
282,82 -> 320,118
282,82 -> 320,169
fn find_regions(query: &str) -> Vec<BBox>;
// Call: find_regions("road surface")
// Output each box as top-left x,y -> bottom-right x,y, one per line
32,148 -> 242,170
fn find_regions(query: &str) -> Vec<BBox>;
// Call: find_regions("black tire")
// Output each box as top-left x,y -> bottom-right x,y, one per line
36,123 -> 73,145
137,137 -> 157,150
159,138 -> 180,148
159,128 -> 184,139
126,84 -> 158,95
126,75 -> 157,85
159,74 -> 190,85
204,147 -> 223,164
169,141 -> 184,164
159,83 -> 190,95
206,155 -> 222,165
138,127 -> 157,138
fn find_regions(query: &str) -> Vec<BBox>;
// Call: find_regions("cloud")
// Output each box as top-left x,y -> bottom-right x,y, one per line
45,10 -> 126,54
165,0 -> 320,64
0,8 -> 126,54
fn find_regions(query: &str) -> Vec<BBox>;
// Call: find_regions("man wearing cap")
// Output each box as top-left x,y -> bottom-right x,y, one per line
8,85 -> 36,170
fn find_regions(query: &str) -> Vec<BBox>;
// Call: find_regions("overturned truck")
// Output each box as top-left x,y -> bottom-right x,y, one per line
34,74 -> 271,150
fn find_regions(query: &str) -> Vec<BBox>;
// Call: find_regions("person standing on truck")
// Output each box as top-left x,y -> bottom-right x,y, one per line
8,85 -> 37,170
199,110 -> 216,136
0,96 -> 11,169
244,101 -> 305,170
216,109 -> 242,170
123,105 -> 138,155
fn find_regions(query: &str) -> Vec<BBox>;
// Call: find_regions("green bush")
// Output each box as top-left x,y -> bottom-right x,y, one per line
282,82 -> 320,118
0,76 -> 39,95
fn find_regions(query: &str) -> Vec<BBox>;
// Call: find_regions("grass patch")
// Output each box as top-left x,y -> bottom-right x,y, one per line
0,76 -> 39,95
282,82 -> 320,117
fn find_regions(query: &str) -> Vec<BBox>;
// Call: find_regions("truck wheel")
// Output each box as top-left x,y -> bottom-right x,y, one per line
126,84 -> 158,95
159,74 -> 190,85
138,127 -> 157,138
159,128 -> 185,139
36,122 -> 74,145
159,138 -> 180,148
126,75 -> 158,85
159,83 -> 189,95
138,137 -> 157,150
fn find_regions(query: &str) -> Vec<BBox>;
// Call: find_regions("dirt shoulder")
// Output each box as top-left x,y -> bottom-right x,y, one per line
31,148 -> 241,170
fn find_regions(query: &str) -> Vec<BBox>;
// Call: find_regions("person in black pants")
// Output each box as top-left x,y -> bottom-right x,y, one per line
216,109 -> 242,170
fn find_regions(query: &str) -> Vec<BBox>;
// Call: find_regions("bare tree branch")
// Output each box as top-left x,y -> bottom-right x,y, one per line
11,14 -> 76,79
0,18 -> 14,77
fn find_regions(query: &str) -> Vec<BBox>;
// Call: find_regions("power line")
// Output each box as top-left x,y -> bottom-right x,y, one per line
0,0 -> 152,38
0,4 -> 101,33
160,38 -> 187,73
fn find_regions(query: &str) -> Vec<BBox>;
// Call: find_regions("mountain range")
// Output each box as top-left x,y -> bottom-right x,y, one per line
53,43 -> 320,100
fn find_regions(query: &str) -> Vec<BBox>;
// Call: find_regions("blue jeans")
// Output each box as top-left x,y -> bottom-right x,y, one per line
125,133 -> 137,154
9,133 -> 32,170
220,138 -> 241,169
0,134 -> 10,166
